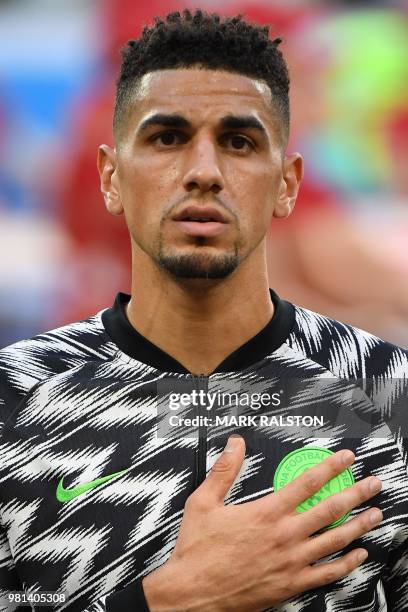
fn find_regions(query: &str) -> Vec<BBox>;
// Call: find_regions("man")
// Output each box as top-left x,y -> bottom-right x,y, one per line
0,9 -> 407,612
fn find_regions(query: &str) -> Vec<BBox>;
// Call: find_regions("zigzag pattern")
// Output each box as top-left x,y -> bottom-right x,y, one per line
0,300 -> 407,611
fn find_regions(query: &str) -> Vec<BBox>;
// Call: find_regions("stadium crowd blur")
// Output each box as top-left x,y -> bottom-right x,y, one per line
0,0 -> 407,348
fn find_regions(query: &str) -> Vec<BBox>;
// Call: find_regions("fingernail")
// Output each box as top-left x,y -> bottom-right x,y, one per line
369,477 -> 382,494
369,509 -> 382,524
357,550 -> 368,563
341,450 -> 354,465
224,434 -> 242,453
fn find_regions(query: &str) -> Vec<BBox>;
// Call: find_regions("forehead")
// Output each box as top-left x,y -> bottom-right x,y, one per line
132,68 -> 277,128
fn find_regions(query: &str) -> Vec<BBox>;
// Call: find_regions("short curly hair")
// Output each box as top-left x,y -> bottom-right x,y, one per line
114,8 -> 290,143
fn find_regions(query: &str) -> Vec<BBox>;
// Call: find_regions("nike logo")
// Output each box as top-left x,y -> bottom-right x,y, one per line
56,468 -> 130,503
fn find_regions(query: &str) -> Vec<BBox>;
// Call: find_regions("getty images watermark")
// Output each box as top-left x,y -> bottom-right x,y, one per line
167,389 -> 322,428
156,376 -> 408,440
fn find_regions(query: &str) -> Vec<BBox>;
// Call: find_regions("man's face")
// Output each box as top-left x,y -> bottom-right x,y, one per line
99,68 -> 302,280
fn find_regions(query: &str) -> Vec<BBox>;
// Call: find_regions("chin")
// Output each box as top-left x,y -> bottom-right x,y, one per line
157,250 -> 240,279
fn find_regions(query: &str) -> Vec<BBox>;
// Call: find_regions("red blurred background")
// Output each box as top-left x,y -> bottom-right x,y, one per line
0,0 -> 407,347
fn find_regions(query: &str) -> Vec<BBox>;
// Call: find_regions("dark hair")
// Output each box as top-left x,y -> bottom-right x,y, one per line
114,8 -> 290,142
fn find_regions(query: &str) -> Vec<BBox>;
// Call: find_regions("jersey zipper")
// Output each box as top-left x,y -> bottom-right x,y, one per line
194,373 -> 209,488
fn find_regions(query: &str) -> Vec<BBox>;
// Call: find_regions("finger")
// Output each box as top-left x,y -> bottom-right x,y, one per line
297,547 -> 369,591
301,506 -> 383,564
196,435 -> 246,505
293,475 -> 382,536
271,450 -> 355,514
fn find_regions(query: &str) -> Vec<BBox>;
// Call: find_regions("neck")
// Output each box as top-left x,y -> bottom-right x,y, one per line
125,243 -> 274,375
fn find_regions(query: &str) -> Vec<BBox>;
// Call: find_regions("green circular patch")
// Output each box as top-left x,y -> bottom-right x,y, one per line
273,447 -> 355,530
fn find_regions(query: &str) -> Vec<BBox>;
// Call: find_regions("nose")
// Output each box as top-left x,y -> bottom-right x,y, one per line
182,136 -> 225,194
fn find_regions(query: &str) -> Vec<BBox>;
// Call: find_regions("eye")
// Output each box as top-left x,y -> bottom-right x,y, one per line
151,130 -> 187,146
150,130 -> 254,151
224,134 -> 254,151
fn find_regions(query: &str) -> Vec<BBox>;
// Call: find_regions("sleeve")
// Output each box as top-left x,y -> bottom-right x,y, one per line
0,520 -> 150,612
104,580 -> 150,612
382,537 -> 408,611
0,526 -> 24,612
81,579 -> 150,612
0,355 -> 151,612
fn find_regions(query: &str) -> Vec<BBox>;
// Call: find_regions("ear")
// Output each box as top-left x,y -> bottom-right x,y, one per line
273,153 -> 304,219
97,145 -> 123,216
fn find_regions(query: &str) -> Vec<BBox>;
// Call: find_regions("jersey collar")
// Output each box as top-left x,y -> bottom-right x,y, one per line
102,289 -> 295,374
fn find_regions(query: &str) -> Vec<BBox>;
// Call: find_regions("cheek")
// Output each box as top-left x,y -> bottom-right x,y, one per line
120,153 -> 176,205
235,172 -> 277,235
118,171 -> 157,233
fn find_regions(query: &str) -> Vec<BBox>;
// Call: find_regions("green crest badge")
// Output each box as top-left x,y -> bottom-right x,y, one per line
273,447 -> 355,530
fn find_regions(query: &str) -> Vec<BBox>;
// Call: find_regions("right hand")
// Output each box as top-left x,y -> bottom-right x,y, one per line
143,435 -> 383,611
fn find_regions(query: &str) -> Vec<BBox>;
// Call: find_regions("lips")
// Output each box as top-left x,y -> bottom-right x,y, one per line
172,205 -> 229,238
172,205 -> 228,224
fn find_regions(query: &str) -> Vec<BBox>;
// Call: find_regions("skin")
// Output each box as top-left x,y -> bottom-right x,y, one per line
97,67 -> 303,374
142,442 -> 382,611
97,67 -> 383,609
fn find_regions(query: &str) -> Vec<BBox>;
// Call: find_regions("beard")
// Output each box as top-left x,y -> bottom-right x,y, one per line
157,240 -> 240,279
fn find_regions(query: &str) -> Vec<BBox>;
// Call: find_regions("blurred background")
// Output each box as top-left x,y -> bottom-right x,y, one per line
0,0 -> 407,348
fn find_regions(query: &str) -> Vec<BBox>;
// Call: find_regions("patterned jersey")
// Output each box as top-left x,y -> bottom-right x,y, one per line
0,290 -> 407,611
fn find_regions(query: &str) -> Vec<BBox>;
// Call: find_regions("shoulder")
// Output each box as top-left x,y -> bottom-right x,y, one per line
0,309 -> 117,425
286,303 -> 408,379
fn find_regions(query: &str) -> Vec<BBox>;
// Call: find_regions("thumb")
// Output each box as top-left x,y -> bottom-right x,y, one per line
201,434 -> 246,505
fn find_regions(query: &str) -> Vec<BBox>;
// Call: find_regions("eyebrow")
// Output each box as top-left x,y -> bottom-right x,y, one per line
136,113 -> 268,139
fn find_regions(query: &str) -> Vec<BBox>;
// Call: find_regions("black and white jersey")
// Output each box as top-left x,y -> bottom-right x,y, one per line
0,289 -> 407,611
